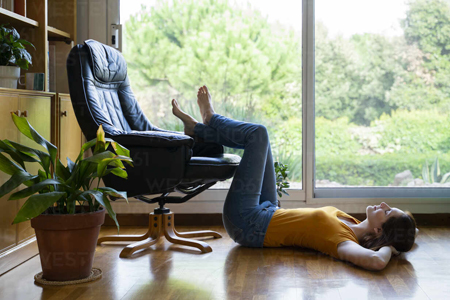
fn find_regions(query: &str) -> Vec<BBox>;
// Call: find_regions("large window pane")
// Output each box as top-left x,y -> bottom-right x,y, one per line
315,0 -> 450,188
121,0 -> 302,189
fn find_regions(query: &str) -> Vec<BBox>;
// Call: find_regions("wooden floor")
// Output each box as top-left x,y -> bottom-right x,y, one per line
0,225 -> 449,300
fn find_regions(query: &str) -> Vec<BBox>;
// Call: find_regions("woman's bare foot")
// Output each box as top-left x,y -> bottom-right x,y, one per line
171,99 -> 198,136
197,85 -> 215,125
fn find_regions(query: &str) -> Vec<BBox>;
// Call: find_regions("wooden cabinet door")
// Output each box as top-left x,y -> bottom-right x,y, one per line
59,95 -> 83,163
0,93 -> 20,252
17,95 -> 52,243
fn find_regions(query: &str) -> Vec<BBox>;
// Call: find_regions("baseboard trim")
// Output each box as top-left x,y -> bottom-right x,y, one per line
104,213 -> 450,227
0,238 -> 39,276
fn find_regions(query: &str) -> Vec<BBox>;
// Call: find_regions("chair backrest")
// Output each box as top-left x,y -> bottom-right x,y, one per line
66,39 -> 158,140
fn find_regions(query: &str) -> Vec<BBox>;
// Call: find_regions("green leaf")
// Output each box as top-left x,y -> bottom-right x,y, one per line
38,169 -> 49,180
79,163 -> 97,189
8,27 -> 19,40
66,190 -> 82,214
11,113 -> 57,168
111,141 -> 130,158
0,140 -> 36,169
5,140 -> 50,168
441,172 -> 450,184
94,125 -> 106,154
114,155 -> 133,166
96,155 -> 133,177
103,195 -> 118,229
431,158 -> 439,183
0,152 -> 24,175
83,151 -> 115,163
77,193 -> 93,208
97,187 -> 128,203
55,159 -> 70,181
88,167 -> 127,179
97,158 -> 119,178
102,194 -> 119,231
18,39 -> 35,49
422,161 -> 429,184
76,138 -> 97,162
84,190 -> 119,231
110,167 -> 128,179
12,192 -> 66,224
0,171 -> 38,198
9,179 -> 62,200
66,157 -> 75,172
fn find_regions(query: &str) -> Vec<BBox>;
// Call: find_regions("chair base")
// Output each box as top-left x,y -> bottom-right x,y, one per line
97,212 -> 222,258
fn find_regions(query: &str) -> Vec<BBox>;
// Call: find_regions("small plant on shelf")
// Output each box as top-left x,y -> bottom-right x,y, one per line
0,24 -> 35,88
0,24 -> 34,70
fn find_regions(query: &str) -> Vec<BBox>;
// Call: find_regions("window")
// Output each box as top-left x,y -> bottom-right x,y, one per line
117,0 -> 450,200
314,0 -> 450,198
121,0 -> 303,190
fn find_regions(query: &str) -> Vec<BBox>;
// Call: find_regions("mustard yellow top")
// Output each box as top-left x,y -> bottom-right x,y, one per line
263,206 -> 361,259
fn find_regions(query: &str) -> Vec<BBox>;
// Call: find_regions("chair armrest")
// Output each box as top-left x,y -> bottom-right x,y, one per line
102,145 -> 191,197
110,131 -> 194,148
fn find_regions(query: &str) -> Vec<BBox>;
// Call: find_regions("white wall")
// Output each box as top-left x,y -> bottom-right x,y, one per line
77,0 -> 120,46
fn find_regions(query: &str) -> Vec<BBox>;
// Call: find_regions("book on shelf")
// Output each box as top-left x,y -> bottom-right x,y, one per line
14,0 -> 26,17
1,0 -> 14,11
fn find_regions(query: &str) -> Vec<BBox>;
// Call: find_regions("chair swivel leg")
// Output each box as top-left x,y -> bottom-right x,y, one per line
118,214 -> 163,258
173,227 -> 222,239
97,213 -> 162,245
162,212 -> 222,239
97,232 -> 150,245
119,236 -> 161,258
163,213 -> 214,253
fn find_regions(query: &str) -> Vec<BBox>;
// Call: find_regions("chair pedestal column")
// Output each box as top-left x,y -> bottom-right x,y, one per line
97,212 -> 222,258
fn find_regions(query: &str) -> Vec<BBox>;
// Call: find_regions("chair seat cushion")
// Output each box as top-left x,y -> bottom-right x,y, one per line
182,154 -> 241,184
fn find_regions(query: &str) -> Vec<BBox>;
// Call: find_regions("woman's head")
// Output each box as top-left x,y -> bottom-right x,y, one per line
361,202 -> 417,252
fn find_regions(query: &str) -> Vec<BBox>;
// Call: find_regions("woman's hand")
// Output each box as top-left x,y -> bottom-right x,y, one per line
389,245 -> 400,257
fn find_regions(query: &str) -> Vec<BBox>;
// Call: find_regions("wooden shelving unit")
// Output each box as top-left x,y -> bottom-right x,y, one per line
0,0 -> 76,93
48,26 -> 71,40
0,7 -> 38,27
0,1 -> 82,272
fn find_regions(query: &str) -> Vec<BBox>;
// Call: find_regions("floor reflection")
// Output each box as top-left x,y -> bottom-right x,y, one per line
120,247 -> 213,299
223,245 -> 419,300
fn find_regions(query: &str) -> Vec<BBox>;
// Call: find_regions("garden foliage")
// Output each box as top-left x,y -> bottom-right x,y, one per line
123,0 -> 450,186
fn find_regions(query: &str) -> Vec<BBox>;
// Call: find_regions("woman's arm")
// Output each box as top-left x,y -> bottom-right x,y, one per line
337,241 -> 393,271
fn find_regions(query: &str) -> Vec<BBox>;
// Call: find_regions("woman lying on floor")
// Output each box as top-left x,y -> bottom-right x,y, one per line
171,85 -> 418,271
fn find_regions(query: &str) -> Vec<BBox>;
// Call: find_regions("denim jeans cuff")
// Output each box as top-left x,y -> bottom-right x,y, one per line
194,122 -> 207,137
208,113 -> 220,128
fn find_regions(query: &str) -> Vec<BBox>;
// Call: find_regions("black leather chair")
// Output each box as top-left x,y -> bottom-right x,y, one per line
66,39 -> 241,257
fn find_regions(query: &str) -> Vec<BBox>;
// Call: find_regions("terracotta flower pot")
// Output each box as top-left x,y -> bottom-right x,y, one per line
31,207 -> 105,281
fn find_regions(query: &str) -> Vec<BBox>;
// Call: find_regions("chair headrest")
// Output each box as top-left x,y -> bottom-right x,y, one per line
84,39 -> 127,83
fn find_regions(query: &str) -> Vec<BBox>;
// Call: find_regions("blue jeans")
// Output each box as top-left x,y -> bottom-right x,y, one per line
194,114 -> 279,247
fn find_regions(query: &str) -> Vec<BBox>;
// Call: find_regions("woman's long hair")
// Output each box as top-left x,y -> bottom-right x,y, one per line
359,211 -> 416,252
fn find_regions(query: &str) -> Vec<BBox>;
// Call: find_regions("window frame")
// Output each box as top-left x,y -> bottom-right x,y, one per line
305,0 -> 450,203
107,0 -> 450,213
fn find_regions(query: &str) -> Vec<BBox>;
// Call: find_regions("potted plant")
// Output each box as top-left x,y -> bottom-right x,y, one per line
0,113 -> 132,281
0,24 -> 35,89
